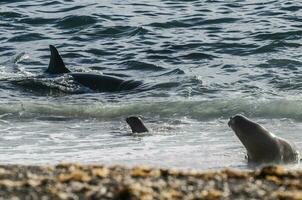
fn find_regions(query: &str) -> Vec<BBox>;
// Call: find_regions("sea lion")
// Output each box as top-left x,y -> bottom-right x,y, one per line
126,116 -> 149,133
46,45 -> 142,92
228,114 -> 299,164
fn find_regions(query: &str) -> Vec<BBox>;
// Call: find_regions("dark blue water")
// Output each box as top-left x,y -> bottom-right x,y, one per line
0,0 -> 301,169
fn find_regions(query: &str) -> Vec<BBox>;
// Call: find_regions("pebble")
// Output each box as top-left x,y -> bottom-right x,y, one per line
0,164 -> 301,199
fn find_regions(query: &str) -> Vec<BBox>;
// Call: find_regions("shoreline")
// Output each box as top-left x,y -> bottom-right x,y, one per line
0,164 -> 301,199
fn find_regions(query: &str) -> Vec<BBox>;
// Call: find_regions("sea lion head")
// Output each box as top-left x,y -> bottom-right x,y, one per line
126,116 -> 149,133
228,114 -> 269,139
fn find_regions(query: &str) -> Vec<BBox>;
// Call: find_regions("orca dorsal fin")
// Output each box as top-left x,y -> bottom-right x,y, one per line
46,45 -> 71,74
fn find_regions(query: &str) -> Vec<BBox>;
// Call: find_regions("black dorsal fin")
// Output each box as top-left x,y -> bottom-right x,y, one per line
46,45 -> 71,74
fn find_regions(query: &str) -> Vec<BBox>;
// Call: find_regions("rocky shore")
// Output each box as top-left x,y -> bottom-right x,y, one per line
0,164 -> 301,200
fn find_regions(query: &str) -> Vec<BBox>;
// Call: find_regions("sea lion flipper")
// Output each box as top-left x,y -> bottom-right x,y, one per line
46,45 -> 71,74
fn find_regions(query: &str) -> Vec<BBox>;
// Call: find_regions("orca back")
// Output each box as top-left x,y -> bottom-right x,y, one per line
70,73 -> 142,92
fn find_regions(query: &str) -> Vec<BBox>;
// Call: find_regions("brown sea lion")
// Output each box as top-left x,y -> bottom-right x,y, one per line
126,116 -> 149,133
228,114 -> 299,164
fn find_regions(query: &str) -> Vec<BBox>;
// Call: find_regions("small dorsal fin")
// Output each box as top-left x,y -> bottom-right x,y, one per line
46,45 -> 71,74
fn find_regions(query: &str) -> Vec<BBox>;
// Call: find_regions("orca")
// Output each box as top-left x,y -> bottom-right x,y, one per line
45,45 -> 142,92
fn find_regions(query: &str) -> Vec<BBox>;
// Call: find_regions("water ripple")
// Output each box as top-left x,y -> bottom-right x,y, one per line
253,30 -> 302,41
180,52 -> 217,60
38,5 -> 89,13
7,33 -> 49,42
19,17 -> 56,25
84,26 -> 148,38
0,11 -> 25,19
56,15 -> 97,29
122,61 -> 165,71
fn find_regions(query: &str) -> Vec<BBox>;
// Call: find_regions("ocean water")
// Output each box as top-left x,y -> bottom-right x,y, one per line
0,0 -> 301,169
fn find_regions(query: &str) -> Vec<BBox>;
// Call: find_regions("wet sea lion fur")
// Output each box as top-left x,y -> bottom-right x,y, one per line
126,116 -> 149,133
228,114 -> 299,164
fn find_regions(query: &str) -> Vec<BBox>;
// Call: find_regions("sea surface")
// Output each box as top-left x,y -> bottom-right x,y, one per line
0,0 -> 301,170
